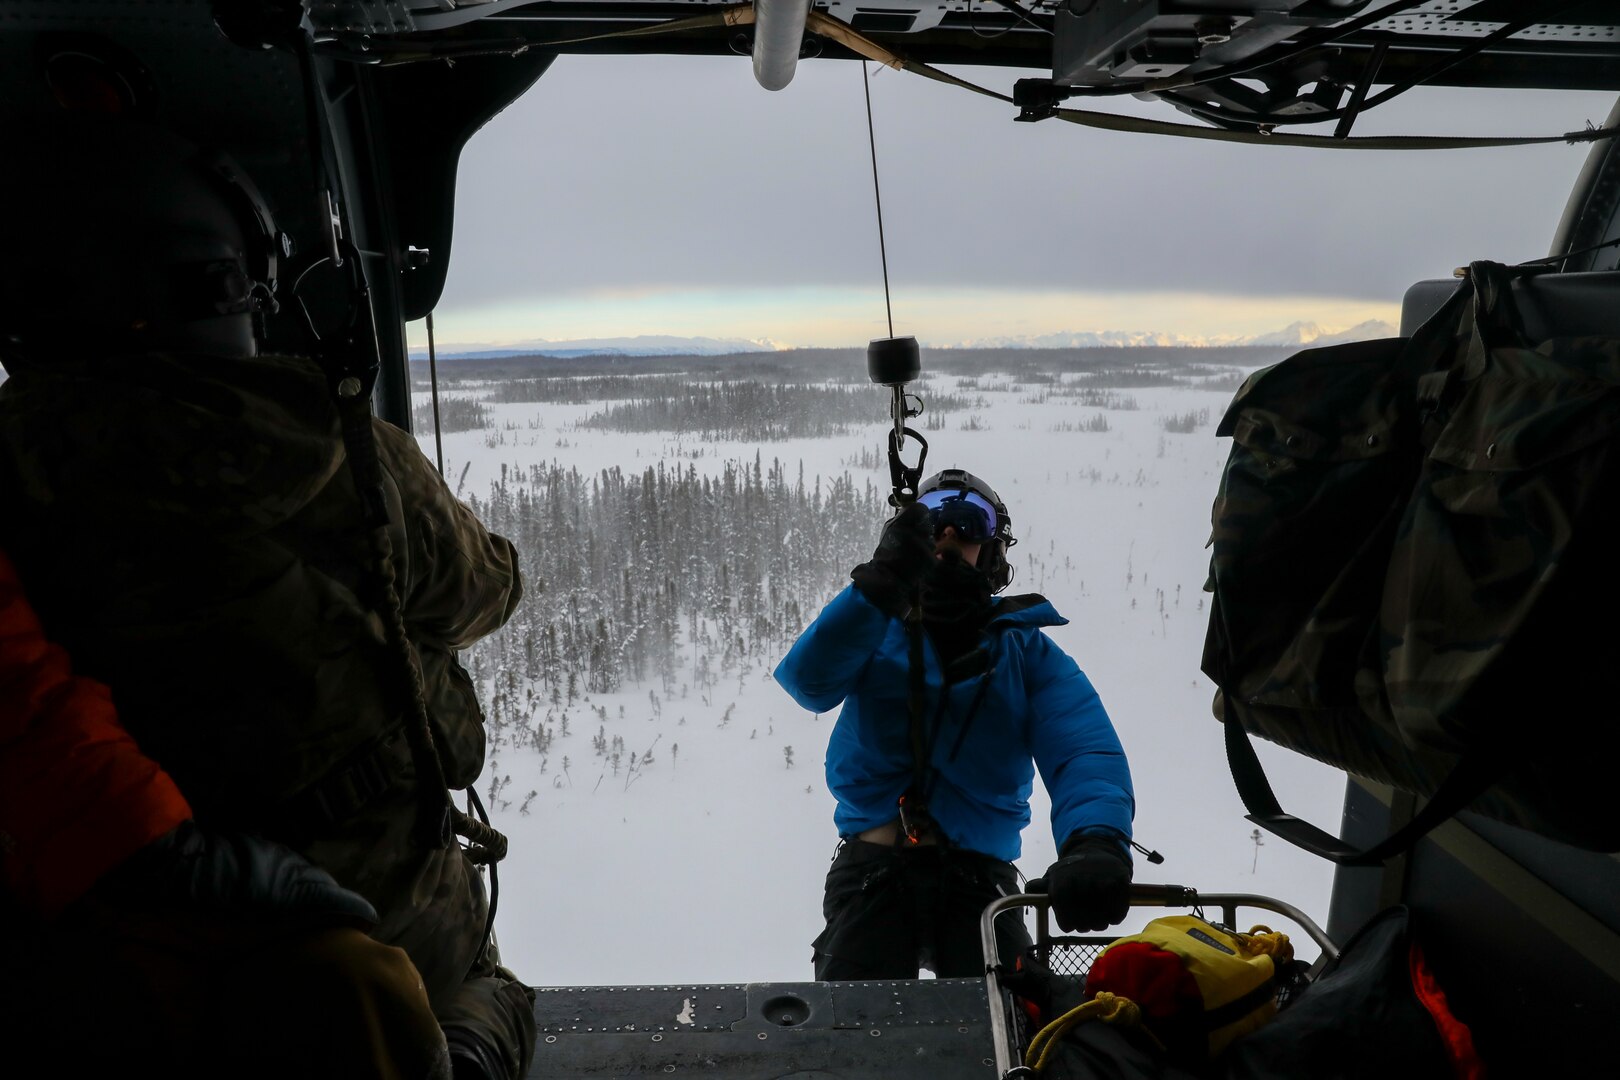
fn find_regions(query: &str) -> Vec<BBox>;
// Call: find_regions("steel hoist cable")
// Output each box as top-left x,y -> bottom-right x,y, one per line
423,308 -> 505,943
863,61 -> 895,341
426,310 -> 446,477
859,63 -> 937,847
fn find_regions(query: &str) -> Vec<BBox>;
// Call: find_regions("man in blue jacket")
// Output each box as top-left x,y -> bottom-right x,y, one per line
775,469 -> 1136,979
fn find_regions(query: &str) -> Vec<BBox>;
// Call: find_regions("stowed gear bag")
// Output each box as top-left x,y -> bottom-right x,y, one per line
1021,916 -> 1300,1076
1205,260 -> 1620,862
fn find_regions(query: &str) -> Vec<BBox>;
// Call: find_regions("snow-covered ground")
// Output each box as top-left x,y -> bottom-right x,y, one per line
415,367 -> 1349,986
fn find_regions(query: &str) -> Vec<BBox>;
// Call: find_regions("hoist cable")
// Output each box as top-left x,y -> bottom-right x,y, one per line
425,312 -> 500,945
1523,232 -> 1620,271
862,61 -> 895,340
426,310 -> 446,477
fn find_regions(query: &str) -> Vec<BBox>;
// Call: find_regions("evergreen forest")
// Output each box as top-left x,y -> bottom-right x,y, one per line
410,346 -> 1271,791
464,454 -> 884,719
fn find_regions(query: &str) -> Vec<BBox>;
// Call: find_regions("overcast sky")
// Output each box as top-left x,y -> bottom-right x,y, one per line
410,53 -> 1615,350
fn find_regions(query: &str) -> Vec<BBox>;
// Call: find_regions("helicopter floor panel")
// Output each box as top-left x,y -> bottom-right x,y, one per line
529,978 -> 998,1078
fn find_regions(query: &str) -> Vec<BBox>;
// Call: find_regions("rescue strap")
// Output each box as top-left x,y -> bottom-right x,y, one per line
899,609 -> 931,845
361,6 -> 1620,152
899,621 -> 995,845
943,647 -> 994,764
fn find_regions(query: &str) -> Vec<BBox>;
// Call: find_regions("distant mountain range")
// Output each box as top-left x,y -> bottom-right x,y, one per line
410,334 -> 791,360
944,319 -> 1398,350
410,321 -> 1398,359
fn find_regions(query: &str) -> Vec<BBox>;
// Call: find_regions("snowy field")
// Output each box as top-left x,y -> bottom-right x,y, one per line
413,359 -> 1349,986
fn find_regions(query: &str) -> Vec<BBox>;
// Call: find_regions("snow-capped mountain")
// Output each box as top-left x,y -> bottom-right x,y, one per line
941,319 -> 1398,350
1244,319 -> 1399,347
939,329 -> 1200,348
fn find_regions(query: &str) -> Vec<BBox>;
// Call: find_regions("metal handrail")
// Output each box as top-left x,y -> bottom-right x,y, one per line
979,884 -> 1339,1078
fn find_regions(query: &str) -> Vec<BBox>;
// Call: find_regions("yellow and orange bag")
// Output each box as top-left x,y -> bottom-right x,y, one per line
1025,916 -> 1292,1072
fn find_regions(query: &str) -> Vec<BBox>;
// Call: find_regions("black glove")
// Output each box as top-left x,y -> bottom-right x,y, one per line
89,820 -> 379,928
1039,834 -> 1132,933
850,501 -> 935,618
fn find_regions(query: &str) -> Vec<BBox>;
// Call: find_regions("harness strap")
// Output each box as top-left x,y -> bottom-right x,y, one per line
943,656 -> 995,765
899,610 -> 931,845
1223,711 -> 1499,866
899,620 -> 998,845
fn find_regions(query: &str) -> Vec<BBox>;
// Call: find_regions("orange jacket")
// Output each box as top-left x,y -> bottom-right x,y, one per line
0,547 -> 191,916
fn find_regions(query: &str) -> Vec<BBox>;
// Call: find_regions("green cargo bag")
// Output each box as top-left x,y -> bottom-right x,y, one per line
1205,260 -> 1620,862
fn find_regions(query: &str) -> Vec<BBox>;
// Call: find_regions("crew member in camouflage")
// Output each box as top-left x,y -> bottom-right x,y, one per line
0,119 -> 533,1078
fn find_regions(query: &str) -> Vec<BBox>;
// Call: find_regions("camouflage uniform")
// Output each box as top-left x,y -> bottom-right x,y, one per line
0,348 -> 533,1074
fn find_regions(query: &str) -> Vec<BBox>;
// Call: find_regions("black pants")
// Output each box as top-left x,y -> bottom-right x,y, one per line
812,840 -> 1033,980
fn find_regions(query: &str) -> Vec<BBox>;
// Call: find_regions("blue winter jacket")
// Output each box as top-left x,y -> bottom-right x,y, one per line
773,584 -> 1134,862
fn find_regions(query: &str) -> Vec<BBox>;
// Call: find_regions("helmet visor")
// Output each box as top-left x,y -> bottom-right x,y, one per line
917,488 -> 999,543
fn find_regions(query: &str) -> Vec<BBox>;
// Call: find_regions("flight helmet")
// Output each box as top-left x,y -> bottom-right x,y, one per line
916,468 -> 1017,592
0,116 -> 282,359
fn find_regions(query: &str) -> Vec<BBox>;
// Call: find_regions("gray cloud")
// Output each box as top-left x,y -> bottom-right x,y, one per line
442,54 -> 1613,310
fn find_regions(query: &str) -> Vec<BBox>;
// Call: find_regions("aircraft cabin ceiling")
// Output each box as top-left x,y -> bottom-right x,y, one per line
2,1 -> 1617,375
299,1 -> 1620,120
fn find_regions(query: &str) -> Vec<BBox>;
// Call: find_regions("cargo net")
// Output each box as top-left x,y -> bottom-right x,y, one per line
1032,937 -> 1108,984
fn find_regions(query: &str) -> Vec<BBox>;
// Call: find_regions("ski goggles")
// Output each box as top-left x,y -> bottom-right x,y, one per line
917,488 -> 999,542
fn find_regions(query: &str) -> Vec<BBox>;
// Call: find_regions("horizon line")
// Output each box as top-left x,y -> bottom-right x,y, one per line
406,340 -> 1314,358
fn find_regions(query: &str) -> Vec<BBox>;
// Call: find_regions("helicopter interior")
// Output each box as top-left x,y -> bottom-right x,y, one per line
2,1 -> 1617,426
3,1 -> 1620,1077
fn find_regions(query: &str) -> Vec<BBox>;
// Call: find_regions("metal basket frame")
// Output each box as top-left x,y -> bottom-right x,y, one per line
978,884 -> 1340,1078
